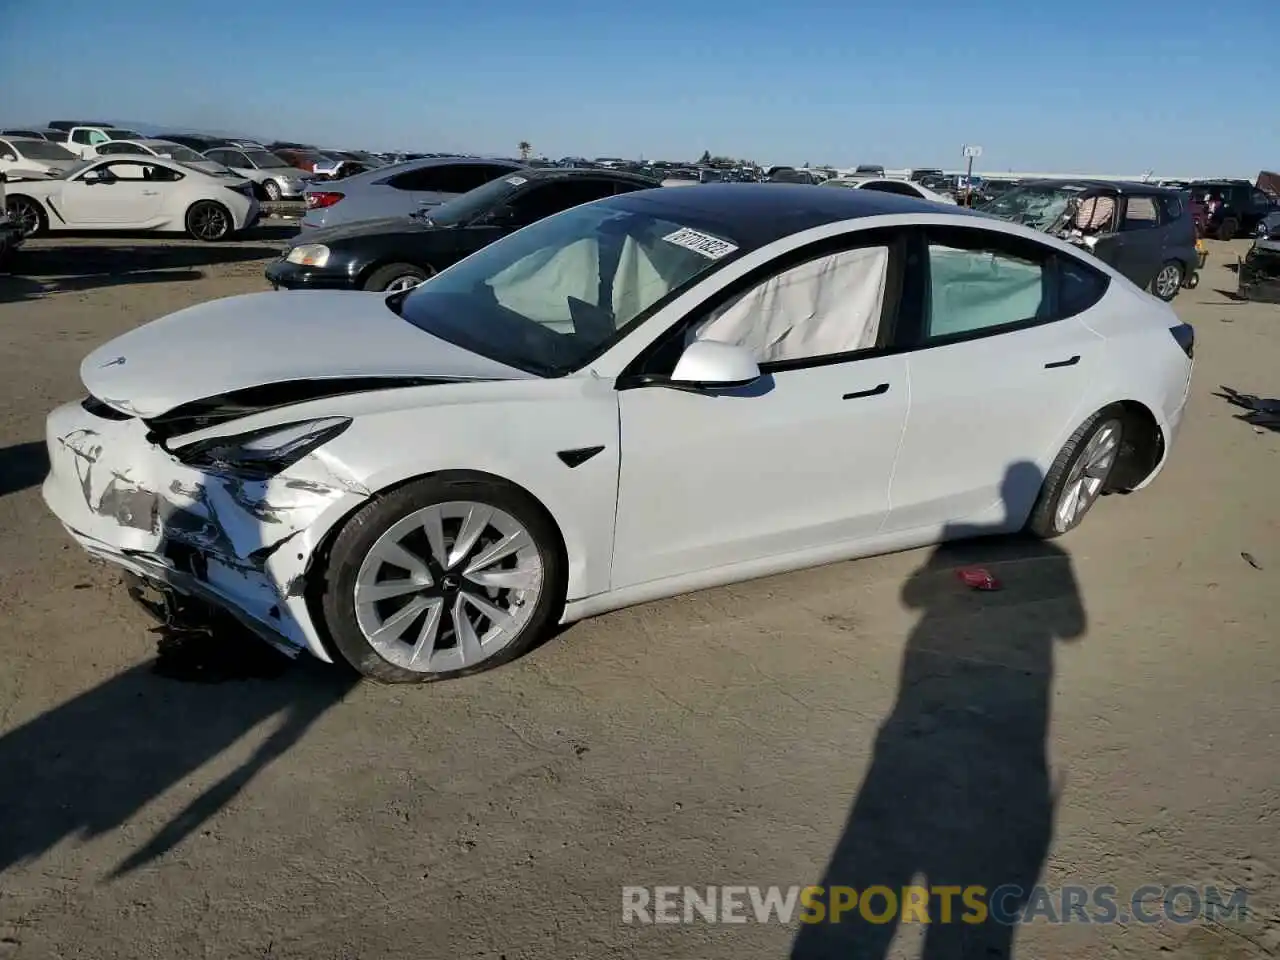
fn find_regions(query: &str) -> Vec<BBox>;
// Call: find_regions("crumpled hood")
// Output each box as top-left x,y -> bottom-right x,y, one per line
81,290 -> 536,418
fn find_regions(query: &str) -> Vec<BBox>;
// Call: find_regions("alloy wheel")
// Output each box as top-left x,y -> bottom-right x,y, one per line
8,199 -> 40,236
1053,419 -> 1122,533
264,180 -> 282,201
1154,264 -> 1181,300
384,274 -> 424,293
190,203 -> 229,240
353,501 -> 544,673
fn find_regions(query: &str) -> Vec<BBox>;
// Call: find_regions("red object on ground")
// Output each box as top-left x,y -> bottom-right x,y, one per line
957,567 -> 1002,591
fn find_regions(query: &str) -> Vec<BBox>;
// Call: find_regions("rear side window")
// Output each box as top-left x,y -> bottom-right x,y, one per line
1159,195 -> 1184,221
388,163 -> 513,193
1120,196 -> 1160,230
860,180 -> 922,198
915,227 -> 1108,344
509,179 -> 621,222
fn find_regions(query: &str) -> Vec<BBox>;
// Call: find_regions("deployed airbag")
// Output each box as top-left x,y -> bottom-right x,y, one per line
694,246 -> 888,363
927,246 -> 1045,336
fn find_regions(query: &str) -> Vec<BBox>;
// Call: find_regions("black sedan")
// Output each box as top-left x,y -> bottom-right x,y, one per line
265,168 -> 660,293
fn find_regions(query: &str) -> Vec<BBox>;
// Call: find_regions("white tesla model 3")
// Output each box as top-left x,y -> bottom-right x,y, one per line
43,185 -> 1194,682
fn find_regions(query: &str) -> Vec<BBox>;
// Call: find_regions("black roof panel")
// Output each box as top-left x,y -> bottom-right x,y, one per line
604,183 -> 975,247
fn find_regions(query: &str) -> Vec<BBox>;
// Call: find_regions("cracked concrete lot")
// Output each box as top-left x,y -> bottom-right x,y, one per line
0,233 -> 1277,959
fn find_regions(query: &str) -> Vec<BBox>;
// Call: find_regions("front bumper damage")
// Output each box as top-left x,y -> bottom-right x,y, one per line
42,400 -> 369,661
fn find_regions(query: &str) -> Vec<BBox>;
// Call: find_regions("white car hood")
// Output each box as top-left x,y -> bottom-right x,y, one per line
81,290 -> 537,418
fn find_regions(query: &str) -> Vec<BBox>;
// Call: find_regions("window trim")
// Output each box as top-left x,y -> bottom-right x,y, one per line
619,227 -> 909,382
895,225 -> 1110,352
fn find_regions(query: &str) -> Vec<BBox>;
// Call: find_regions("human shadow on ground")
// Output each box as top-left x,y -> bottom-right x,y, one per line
0,617 -> 358,878
792,461 -> 1086,959
0,439 -> 49,497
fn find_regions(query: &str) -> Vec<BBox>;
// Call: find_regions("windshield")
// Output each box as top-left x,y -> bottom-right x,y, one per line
12,139 -> 78,161
397,200 -> 739,375
977,184 -> 1084,229
244,150 -> 290,169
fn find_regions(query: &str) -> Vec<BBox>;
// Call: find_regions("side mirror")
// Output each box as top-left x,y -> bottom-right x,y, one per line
670,339 -> 761,387
83,168 -> 112,184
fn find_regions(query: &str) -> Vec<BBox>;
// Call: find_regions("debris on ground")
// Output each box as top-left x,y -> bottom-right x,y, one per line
1213,387 -> 1280,431
956,566 -> 1002,591
1241,552 -> 1263,570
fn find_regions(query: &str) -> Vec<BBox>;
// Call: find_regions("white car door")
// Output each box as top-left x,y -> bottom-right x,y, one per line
611,234 -> 911,590
58,160 -> 169,225
883,226 -> 1112,534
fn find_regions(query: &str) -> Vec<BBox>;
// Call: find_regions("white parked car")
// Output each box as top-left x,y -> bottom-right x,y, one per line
202,146 -> 311,200
5,154 -> 259,240
89,138 -> 231,175
43,185 -> 1193,682
0,136 -> 81,179
56,125 -> 145,159
826,176 -> 957,204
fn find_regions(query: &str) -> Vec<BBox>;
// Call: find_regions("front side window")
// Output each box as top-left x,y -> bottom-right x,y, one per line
72,129 -> 93,144
389,163 -> 512,193
396,200 -> 739,375
693,245 -> 890,365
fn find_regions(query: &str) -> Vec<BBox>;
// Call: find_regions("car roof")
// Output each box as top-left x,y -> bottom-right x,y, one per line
526,166 -> 658,186
1019,178 -> 1179,195
605,183 -> 975,246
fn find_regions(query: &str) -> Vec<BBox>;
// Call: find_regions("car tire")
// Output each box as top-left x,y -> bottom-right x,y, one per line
263,179 -> 282,201
1216,218 -> 1238,241
364,262 -> 432,293
318,473 -> 567,683
185,200 -> 233,241
1150,260 -> 1183,301
1026,408 -> 1125,539
6,195 -> 46,237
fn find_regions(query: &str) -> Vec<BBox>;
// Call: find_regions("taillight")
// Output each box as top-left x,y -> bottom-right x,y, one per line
305,191 -> 344,210
1169,323 -> 1195,358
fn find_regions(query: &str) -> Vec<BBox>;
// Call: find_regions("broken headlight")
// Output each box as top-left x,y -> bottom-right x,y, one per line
286,243 -> 330,267
174,417 -> 351,479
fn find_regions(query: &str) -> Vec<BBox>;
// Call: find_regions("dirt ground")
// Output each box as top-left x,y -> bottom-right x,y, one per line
0,230 -> 1276,960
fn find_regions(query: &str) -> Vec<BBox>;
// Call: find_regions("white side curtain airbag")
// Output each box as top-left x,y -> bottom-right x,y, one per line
927,246 -> 1045,336
694,246 -> 889,363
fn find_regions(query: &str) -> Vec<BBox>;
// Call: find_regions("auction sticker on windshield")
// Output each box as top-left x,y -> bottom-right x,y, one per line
663,228 -> 738,260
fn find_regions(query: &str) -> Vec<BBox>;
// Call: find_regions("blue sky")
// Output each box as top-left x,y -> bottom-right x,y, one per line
2,0 -> 1276,176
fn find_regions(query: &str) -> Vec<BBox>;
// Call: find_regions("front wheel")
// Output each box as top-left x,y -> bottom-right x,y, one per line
364,262 -> 431,293
1151,260 -> 1183,301
6,196 -> 45,237
263,179 -> 282,201
1027,410 -> 1125,538
319,475 -> 566,683
185,200 -> 233,241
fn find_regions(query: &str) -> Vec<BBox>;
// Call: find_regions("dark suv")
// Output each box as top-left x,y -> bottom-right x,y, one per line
1189,179 -> 1276,240
977,179 -> 1200,300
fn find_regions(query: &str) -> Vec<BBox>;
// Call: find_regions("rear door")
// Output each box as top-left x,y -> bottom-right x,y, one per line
1106,194 -> 1165,287
883,225 -> 1111,534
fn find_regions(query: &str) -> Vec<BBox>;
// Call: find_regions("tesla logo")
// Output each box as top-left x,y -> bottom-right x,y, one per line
99,356 -> 127,368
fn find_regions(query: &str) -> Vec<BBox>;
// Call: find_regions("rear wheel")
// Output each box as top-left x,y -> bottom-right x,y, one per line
364,262 -> 431,293
1151,260 -> 1183,301
1027,409 -> 1125,538
6,196 -> 45,237
319,475 -> 566,683
186,200 -> 232,241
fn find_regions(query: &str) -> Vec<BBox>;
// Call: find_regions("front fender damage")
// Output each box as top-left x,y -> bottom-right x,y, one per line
57,426 -> 369,656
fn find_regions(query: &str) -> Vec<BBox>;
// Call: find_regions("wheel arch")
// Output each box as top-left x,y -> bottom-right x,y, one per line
1105,399 -> 1166,492
5,191 -> 50,227
298,467 -> 572,663
184,197 -> 233,236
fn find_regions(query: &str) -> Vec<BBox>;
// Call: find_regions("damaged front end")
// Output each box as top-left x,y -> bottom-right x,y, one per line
43,392 -> 377,662
1238,240 -> 1280,304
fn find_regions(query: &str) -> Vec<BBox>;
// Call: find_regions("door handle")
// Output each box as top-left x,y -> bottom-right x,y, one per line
1044,355 -> 1080,369
141,190 -> 159,196
842,382 -> 890,400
